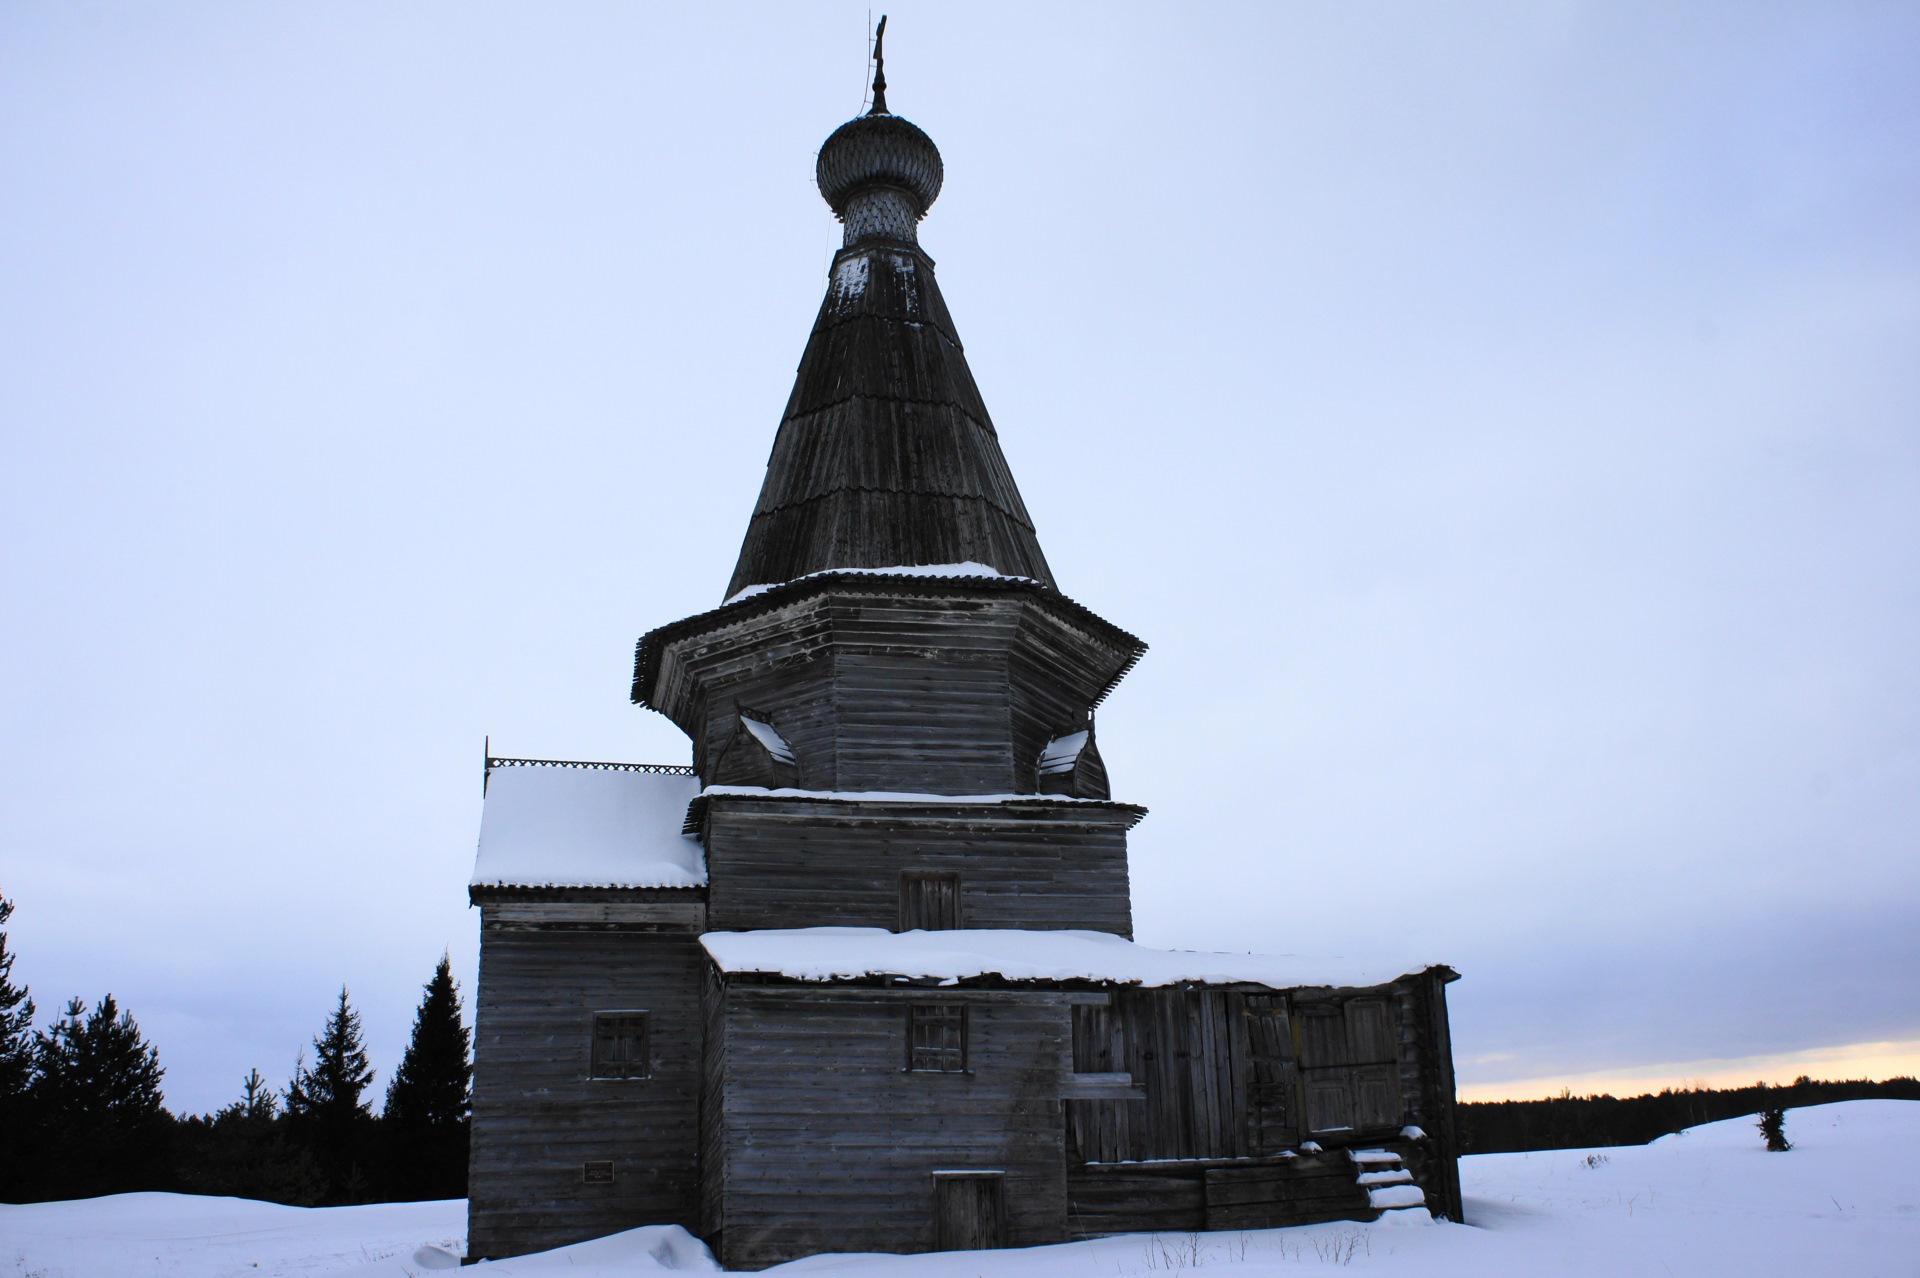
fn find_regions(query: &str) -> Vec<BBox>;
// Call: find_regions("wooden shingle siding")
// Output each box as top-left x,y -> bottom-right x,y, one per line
726,242 -> 1055,598
467,899 -> 706,1260
708,980 -> 1075,1270
702,799 -> 1134,936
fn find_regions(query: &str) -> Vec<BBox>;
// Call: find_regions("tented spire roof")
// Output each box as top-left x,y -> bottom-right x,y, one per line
724,81 -> 1054,600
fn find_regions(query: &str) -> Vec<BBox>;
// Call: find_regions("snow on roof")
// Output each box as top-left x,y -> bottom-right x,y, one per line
724,562 -> 1032,606
700,927 -> 1435,989
738,715 -> 796,765
1038,730 -> 1090,775
472,763 -> 706,890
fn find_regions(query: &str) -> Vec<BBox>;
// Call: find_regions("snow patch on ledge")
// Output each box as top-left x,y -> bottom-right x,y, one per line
472,765 -> 706,890
700,786 -> 1116,805
724,562 -> 1031,606
700,926 -> 1435,989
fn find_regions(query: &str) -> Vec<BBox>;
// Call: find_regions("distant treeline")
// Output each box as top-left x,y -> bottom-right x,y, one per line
1459,1075 -> 1920,1154
0,893 -> 470,1206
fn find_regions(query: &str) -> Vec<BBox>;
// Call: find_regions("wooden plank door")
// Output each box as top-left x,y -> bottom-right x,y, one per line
1296,997 -> 1402,1136
933,1172 -> 1007,1252
1240,994 -> 1297,1154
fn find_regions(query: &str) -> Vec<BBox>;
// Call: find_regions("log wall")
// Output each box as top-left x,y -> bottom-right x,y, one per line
705,980 -> 1083,1270
641,585 -> 1144,797
701,798 -> 1136,936
467,895 -> 708,1260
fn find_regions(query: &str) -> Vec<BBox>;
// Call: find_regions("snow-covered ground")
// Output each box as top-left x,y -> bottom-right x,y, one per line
3,1101 -> 1914,1277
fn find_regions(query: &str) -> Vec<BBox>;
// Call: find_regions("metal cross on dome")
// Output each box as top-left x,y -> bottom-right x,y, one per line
868,15 -> 889,115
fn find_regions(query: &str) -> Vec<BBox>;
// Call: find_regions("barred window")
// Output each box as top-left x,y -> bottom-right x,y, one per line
590,1011 -> 651,1079
907,1003 -> 968,1072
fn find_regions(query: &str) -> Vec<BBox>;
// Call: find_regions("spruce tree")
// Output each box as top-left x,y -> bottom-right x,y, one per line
0,894 -> 39,1201
1758,1107 -> 1792,1152
0,895 -> 32,1100
284,986 -> 376,1203
31,993 -> 170,1198
382,955 -> 473,1200
240,1066 -> 276,1121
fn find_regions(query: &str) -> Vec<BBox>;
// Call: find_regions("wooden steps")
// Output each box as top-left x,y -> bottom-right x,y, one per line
1349,1148 -> 1427,1213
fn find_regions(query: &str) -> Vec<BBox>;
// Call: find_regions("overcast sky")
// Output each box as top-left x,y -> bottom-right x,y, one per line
2,2 -> 1916,1117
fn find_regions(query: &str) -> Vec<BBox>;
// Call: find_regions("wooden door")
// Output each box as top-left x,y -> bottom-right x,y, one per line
933,1172 -> 1007,1252
1241,994 -> 1296,1154
1296,997 -> 1402,1136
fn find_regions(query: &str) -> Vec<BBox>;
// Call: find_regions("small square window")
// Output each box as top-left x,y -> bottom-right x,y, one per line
900,872 -> 962,931
908,1003 -> 968,1072
590,1011 -> 651,1079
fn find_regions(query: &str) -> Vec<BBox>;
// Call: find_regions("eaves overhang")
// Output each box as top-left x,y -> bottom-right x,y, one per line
683,788 -> 1148,834
631,572 -> 1146,710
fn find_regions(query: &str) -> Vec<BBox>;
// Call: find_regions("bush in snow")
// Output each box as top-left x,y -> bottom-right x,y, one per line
1758,1107 -> 1792,1152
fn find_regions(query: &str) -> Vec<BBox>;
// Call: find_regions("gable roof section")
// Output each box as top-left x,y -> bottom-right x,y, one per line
471,760 -> 705,891
702,926 -> 1446,991
725,242 -> 1056,600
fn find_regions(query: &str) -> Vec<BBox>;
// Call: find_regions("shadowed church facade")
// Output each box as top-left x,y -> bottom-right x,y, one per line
466,34 -> 1463,1268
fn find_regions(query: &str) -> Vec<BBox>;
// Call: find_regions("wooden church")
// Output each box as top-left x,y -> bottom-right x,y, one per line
466,33 -> 1463,1268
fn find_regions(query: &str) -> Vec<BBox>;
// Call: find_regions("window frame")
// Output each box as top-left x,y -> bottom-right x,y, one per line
906,1002 -> 970,1073
588,1009 -> 653,1080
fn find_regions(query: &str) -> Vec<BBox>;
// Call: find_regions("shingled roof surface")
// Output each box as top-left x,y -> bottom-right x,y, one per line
725,242 -> 1056,600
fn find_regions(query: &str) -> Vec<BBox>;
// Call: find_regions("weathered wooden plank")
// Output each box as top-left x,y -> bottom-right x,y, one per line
704,801 -> 1135,936
486,901 -> 708,927
468,924 -> 705,1262
711,977 -> 1073,1269
1064,1167 -> 1205,1236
